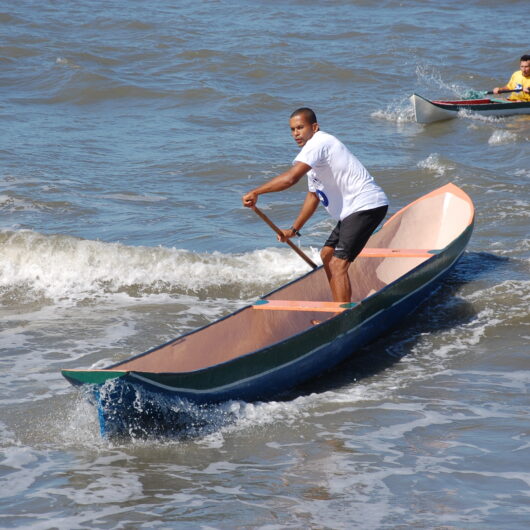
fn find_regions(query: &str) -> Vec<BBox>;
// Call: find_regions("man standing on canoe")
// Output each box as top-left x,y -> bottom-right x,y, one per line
242,107 -> 388,304
493,54 -> 530,101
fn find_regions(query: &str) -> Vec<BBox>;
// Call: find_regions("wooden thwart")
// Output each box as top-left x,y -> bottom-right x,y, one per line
253,300 -> 357,313
359,248 -> 439,258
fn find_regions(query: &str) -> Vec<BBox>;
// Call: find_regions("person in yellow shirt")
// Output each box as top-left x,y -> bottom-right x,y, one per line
493,54 -> 530,101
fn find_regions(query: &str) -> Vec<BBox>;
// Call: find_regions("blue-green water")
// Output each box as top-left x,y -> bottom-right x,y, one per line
1,1 -> 529,528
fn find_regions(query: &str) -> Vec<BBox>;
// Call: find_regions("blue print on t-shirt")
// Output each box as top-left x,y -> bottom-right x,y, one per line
316,190 -> 329,207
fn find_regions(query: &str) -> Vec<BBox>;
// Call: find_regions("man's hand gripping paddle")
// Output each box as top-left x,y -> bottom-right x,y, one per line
252,206 -> 318,270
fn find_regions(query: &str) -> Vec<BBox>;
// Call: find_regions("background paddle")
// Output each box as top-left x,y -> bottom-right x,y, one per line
486,88 -> 522,95
252,206 -> 318,269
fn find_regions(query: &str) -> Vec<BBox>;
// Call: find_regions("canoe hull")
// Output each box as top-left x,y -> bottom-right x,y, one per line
411,93 -> 530,123
65,222 -> 472,438
62,183 -> 475,439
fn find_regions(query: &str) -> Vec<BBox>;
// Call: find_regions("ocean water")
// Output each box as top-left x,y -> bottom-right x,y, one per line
1,1 -> 529,528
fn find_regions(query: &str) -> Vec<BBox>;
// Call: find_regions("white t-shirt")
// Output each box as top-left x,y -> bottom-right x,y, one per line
294,130 -> 388,221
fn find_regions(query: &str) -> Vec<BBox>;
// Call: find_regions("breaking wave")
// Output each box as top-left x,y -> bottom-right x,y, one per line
0,229 -> 321,305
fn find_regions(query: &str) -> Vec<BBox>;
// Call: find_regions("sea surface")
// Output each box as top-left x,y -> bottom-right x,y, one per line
1,1 -> 529,528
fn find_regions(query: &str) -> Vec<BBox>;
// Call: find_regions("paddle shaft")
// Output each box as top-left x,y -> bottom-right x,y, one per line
252,206 -> 318,269
486,88 -> 522,95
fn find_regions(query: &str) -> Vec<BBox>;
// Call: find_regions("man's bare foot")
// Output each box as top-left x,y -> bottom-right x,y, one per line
310,319 -> 321,326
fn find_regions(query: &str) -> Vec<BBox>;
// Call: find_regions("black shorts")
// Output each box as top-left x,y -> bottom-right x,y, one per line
324,205 -> 388,261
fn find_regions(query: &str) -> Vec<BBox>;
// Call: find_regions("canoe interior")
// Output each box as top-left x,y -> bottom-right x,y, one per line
103,184 -> 472,375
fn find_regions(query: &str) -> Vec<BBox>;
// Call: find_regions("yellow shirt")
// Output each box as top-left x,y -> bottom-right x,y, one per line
506,70 -> 530,101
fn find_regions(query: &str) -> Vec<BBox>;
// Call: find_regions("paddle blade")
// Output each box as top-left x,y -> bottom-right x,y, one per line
462,90 -> 487,100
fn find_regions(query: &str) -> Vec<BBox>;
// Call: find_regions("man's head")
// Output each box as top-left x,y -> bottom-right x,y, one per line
520,55 -> 530,78
289,108 -> 319,147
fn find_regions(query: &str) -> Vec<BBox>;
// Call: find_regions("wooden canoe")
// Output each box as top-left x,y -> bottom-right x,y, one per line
411,93 -> 530,124
62,183 -> 474,438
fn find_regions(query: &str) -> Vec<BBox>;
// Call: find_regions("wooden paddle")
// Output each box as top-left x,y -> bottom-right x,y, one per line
485,88 -> 522,95
252,206 -> 318,269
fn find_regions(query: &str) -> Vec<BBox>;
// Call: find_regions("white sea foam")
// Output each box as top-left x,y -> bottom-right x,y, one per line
46,470 -> 144,504
496,199 -> 530,220
0,194 -> 40,212
0,421 -> 17,446
371,104 -> 415,123
459,109 -> 505,124
414,64 -> 467,97
0,446 -> 55,499
1,446 -> 39,468
466,279 -> 530,306
370,91 -> 416,123
61,384 -> 381,450
514,168 -> 530,178
0,229 -> 320,304
488,130 -> 519,145
417,153 -> 454,177
182,382 -> 403,449
55,56 -> 80,68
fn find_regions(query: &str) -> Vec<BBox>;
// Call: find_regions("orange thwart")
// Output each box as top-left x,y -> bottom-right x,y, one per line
253,300 -> 357,312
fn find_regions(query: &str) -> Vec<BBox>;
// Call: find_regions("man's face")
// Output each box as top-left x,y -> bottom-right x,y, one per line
520,60 -> 530,78
290,114 -> 318,147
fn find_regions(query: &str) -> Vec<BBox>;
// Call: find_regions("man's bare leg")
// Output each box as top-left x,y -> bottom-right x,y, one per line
321,245 -> 334,283
310,247 -> 352,325
321,246 -> 352,303
328,256 -> 352,302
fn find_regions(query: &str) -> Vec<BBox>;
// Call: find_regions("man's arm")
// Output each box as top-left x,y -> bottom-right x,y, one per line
242,162 -> 311,208
277,191 -> 320,242
493,72 -> 516,94
493,85 -> 510,94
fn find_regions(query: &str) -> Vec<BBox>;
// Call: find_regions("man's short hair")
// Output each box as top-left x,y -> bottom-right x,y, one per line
290,107 -> 317,124
520,54 -> 530,62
